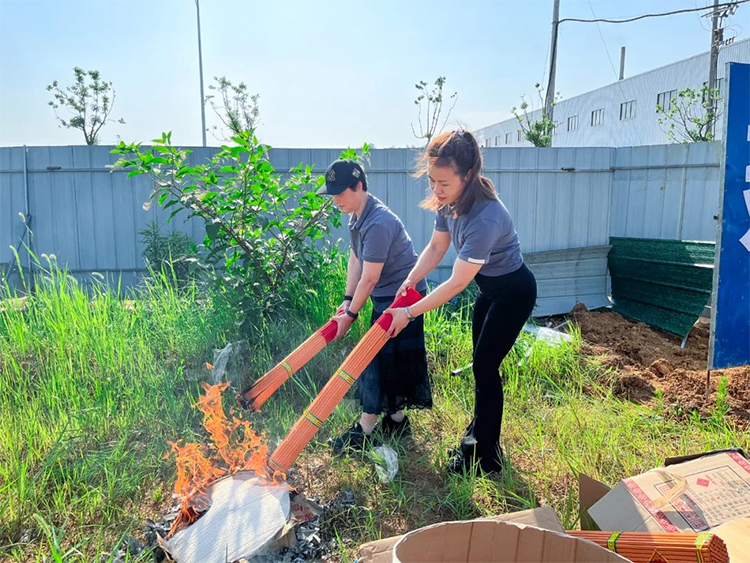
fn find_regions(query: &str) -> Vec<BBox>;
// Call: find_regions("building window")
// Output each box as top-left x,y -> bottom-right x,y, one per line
495,135 -> 501,146
702,78 -> 725,103
620,100 -> 636,121
567,115 -> 578,132
485,138 -> 491,148
505,132 -> 512,144
657,89 -> 677,111
591,108 -> 604,126
517,130 -> 523,142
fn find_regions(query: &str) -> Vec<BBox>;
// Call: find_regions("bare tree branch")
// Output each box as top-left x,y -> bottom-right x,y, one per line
411,77 -> 458,145
46,68 -> 124,145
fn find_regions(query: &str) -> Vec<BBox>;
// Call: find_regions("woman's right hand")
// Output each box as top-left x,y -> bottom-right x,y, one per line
396,278 -> 416,297
331,312 -> 355,340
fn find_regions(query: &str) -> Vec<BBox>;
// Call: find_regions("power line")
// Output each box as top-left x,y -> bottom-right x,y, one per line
587,0 -> 620,80
697,0 -> 713,31
540,34 -> 551,88
559,0 -> 748,24
586,1 -> 645,146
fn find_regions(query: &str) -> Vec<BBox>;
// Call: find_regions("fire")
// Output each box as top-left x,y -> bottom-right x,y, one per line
167,382 -> 283,536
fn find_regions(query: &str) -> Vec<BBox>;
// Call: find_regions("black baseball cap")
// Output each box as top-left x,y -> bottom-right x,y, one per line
316,159 -> 366,196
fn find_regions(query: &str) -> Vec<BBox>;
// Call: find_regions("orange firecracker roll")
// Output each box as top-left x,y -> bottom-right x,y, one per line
567,530 -> 729,563
269,288 -> 422,472
238,319 -> 338,411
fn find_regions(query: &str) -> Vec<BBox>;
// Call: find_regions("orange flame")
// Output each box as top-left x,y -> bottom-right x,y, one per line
167,382 -> 284,536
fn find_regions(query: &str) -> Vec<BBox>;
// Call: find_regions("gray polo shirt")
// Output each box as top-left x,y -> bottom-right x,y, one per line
350,195 -> 427,298
435,197 -> 523,277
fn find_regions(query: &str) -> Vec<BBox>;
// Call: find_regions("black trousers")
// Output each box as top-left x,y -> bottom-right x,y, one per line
463,263 -> 537,464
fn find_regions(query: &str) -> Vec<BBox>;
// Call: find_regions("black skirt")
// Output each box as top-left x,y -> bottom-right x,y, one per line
354,294 -> 432,415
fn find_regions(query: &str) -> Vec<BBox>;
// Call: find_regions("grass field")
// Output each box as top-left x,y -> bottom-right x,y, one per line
1,256 -> 748,562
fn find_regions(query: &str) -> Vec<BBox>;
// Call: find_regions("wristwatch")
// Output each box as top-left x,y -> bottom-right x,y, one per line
345,307 -> 359,320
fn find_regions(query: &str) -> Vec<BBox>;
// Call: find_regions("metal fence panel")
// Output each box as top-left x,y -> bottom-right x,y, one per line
610,142 -> 721,241
0,143 -> 721,316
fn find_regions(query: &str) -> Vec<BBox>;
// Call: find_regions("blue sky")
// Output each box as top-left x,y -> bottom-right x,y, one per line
0,0 -> 745,148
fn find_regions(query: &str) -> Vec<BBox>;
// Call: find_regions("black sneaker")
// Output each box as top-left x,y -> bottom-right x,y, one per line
330,423 -> 381,456
447,438 -> 477,475
446,441 -> 504,476
377,415 -> 412,439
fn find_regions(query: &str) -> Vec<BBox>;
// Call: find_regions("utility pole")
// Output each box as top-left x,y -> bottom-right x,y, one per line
543,0 -> 561,147
544,0 -> 561,121
619,46 -> 626,80
195,0 -> 207,147
707,0 -> 721,137
705,0 -> 739,137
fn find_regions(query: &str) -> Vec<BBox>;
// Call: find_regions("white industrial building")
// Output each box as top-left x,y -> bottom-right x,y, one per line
476,37 -> 750,148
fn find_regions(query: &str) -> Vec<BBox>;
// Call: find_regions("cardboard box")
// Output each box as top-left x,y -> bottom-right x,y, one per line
580,449 -> 750,561
359,507 -> 566,563
392,520 -> 629,563
588,450 -> 750,532
268,492 -> 323,549
712,517 -> 750,563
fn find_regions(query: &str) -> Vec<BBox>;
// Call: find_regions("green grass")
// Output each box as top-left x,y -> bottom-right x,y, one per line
0,265 -> 235,561
1,256 -> 748,562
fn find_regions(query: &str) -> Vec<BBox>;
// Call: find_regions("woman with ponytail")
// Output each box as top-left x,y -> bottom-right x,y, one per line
386,129 -> 537,475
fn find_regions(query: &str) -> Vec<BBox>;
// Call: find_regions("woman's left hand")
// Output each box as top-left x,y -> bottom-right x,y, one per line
384,307 -> 410,338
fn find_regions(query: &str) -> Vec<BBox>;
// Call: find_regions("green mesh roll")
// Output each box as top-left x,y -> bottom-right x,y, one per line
608,237 -> 715,337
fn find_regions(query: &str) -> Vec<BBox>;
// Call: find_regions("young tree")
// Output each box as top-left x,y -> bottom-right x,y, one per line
511,84 -> 559,148
411,76 -> 458,144
206,76 -> 260,141
113,131 -> 370,316
46,67 -> 125,145
656,84 -> 721,143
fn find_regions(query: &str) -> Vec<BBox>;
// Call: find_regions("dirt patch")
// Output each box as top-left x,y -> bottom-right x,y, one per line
571,307 -> 750,426
613,375 -> 656,404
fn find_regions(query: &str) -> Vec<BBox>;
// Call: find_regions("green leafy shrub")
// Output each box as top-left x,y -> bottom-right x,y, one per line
113,132 -> 369,322
139,220 -> 199,284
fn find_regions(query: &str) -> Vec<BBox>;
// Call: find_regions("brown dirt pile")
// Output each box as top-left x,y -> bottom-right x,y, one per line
570,306 -> 750,426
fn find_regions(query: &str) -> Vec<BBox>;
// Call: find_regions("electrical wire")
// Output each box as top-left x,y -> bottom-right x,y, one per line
559,0 -> 748,24
588,0 -> 620,80
585,0 -> 645,146
697,0 -> 713,31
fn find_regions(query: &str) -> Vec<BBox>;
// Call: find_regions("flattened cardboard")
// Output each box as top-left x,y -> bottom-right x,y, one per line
578,450 -> 750,531
589,451 -> 750,533
267,491 -> 323,550
712,517 -> 750,563
358,507 -> 564,563
392,521 -> 629,563
267,521 -> 297,550
166,472 -> 290,563
290,491 -> 322,523
664,447 -> 747,467
587,451 -> 750,561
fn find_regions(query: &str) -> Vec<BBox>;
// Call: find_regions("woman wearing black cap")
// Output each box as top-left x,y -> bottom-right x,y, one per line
318,159 -> 431,453
385,130 -> 537,475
